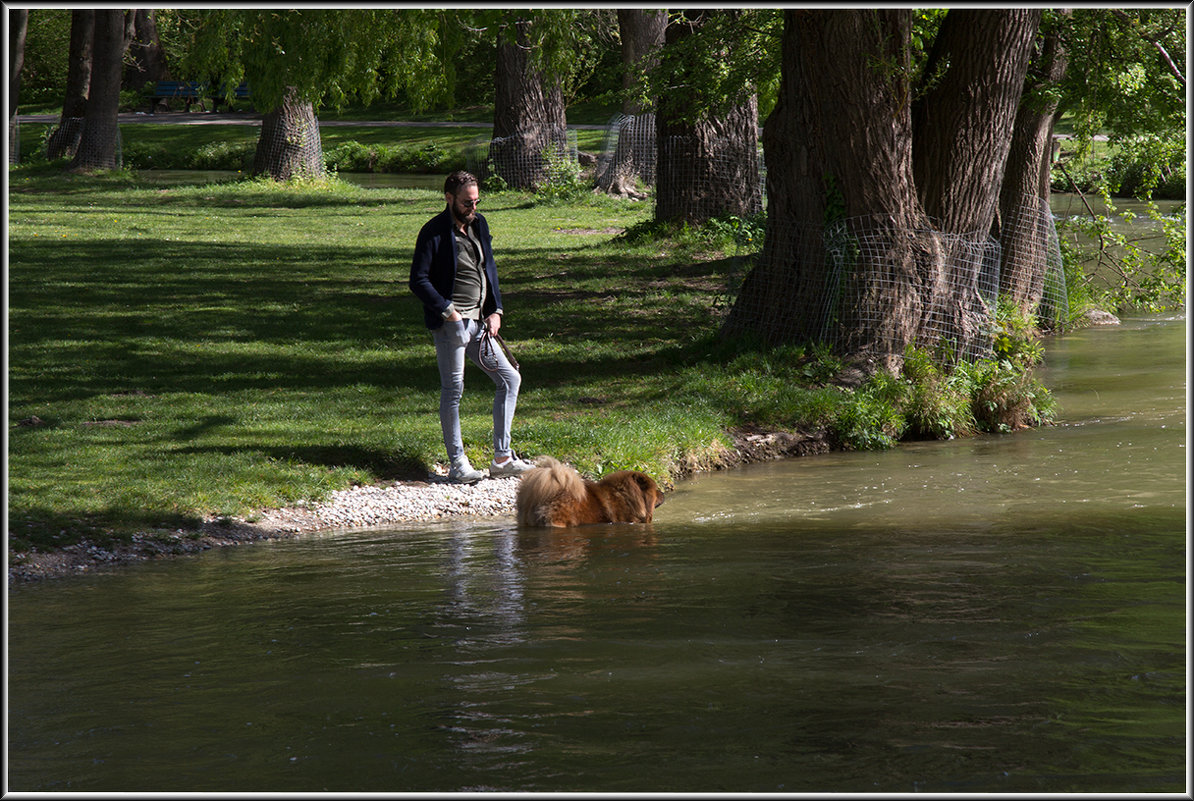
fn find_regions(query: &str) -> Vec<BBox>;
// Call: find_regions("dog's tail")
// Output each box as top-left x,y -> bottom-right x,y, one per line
516,456 -> 586,527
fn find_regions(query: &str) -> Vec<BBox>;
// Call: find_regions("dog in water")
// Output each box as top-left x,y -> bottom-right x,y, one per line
515,456 -> 664,528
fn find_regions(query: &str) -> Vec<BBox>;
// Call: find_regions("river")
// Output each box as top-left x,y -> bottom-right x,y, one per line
6,314 -> 1186,793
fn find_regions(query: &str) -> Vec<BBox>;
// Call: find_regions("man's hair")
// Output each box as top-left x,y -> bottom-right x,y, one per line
444,170 -> 478,196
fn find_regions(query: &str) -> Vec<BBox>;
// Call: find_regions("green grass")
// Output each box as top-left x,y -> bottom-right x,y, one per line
16,111 -> 612,175
7,165 -> 1054,555
6,170 -> 722,550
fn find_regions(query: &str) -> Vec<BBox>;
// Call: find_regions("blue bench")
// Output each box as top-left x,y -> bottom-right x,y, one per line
148,81 -> 251,113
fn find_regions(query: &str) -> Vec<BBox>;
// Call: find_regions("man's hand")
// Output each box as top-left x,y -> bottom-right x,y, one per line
485,313 -> 501,336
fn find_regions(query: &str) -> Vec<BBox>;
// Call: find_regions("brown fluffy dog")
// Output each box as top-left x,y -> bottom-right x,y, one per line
516,456 -> 664,528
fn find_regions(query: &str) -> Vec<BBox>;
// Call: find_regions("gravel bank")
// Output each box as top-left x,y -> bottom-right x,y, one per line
8,476 -> 523,583
8,426 -> 831,584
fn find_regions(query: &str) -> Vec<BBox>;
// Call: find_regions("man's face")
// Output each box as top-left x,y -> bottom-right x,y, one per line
447,184 -> 480,224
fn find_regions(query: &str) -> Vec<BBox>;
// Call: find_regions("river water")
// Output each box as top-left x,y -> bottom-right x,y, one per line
7,315 -> 1186,793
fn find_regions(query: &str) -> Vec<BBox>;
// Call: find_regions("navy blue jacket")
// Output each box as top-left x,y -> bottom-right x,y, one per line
410,206 -> 503,330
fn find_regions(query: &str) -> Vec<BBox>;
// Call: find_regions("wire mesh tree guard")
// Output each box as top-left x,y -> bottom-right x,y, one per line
722,209 -> 1065,364
466,129 -> 578,191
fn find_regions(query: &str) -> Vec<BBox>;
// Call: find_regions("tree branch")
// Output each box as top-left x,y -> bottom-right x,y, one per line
1109,8 -> 1185,86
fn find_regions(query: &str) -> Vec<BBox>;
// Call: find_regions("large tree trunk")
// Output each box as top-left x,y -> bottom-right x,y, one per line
252,86 -> 323,180
724,10 -> 927,368
47,10 -> 94,161
909,8 -> 1042,359
9,7 -> 27,164
912,9 -> 1042,235
491,15 -> 569,190
997,13 -> 1069,320
596,10 -> 666,197
725,9 -> 1039,368
655,11 -> 762,225
71,10 -> 127,171
123,9 -> 170,92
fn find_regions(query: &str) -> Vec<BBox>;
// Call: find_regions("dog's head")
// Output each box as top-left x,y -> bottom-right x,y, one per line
603,470 -> 665,523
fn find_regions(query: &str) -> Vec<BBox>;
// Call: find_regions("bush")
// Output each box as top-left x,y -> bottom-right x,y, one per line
899,346 -> 976,440
188,141 -> 255,171
324,141 -> 380,172
323,140 -> 458,174
122,142 -> 177,170
966,357 -> 1057,433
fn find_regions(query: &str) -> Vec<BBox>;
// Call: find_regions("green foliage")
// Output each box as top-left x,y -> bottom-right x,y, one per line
323,140 -> 457,174
1054,192 -> 1186,314
992,298 -> 1045,366
532,147 -> 590,204
898,346 -> 976,440
1044,8 -> 1185,313
644,9 -> 783,124
965,358 -> 1057,434
182,9 -> 452,113
15,9 -> 71,108
618,212 -> 764,253
832,374 -> 906,450
1058,9 -> 1185,143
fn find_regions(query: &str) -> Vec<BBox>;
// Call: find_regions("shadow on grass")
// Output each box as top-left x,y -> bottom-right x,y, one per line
173,443 -> 428,482
9,236 -> 737,406
9,506 -> 205,552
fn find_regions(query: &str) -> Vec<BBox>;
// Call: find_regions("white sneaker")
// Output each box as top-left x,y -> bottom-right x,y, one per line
448,459 -> 486,484
489,453 -> 536,477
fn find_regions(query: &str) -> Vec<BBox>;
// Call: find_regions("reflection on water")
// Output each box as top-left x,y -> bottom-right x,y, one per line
7,316 -> 1186,793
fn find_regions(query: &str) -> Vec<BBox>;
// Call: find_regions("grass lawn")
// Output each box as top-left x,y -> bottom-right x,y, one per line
15,105 -> 612,175
7,170 -> 760,552
8,126 -> 1057,555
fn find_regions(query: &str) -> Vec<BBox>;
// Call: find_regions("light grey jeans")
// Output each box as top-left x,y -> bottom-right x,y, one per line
432,317 -> 521,467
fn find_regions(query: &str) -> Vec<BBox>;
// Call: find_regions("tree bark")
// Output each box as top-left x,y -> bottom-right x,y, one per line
595,10 -> 666,197
997,12 -> 1069,317
123,9 -> 170,92
654,10 -> 762,225
47,9 -> 94,161
9,8 -> 27,119
70,10 -> 127,171
491,15 -> 568,190
9,7 -> 27,164
724,10 -> 927,367
912,9 -> 1043,235
252,86 -> 324,180
618,9 -> 666,115
725,9 -> 1040,367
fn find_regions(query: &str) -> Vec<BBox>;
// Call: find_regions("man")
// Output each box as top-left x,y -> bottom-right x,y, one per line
410,171 -> 535,484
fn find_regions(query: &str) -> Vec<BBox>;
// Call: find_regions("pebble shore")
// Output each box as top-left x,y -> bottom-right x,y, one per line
9,475 -> 524,583
303,475 -> 521,529
9,426 -> 834,583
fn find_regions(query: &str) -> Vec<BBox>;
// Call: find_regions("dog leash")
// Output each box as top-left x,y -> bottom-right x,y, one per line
479,328 -> 519,371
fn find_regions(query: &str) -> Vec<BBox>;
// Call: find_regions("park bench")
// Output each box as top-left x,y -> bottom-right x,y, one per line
148,81 -> 251,114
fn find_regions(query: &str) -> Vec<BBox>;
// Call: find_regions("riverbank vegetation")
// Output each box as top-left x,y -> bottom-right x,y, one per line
9,171 -> 1058,555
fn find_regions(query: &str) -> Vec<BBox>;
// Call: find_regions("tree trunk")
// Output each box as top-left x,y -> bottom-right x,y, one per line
595,10 -> 666,197
724,10 -> 927,368
912,9 -> 1042,235
491,15 -> 569,190
9,7 -> 27,164
654,11 -> 762,225
252,86 -> 323,180
123,9 -> 170,92
997,13 -> 1069,319
725,9 -> 1039,368
618,9 -> 666,115
71,10 -> 126,171
47,9 -> 94,161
